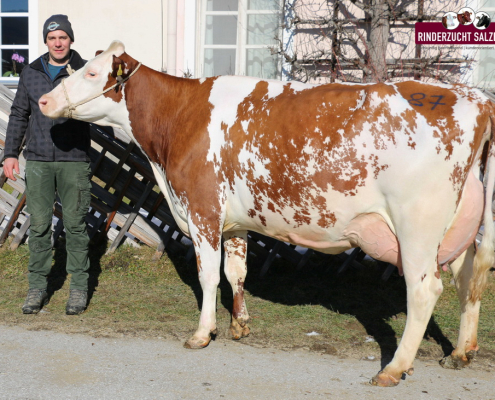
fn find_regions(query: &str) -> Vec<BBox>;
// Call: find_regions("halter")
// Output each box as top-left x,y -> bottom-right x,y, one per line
61,62 -> 142,118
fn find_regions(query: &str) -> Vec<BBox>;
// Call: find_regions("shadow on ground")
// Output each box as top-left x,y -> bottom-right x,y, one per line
167,244 -> 455,368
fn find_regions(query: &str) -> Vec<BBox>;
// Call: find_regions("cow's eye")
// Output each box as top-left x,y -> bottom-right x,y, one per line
87,72 -> 96,77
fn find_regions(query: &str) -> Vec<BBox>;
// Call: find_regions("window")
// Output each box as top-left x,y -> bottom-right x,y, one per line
468,0 -> 495,89
0,0 -> 37,86
201,0 -> 282,79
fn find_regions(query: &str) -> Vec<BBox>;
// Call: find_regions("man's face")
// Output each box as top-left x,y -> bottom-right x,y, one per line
46,30 -> 72,65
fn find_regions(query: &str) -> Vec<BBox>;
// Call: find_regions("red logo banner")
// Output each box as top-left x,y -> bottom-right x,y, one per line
415,22 -> 495,45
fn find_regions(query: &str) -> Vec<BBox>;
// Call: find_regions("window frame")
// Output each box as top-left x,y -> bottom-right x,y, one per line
466,0 -> 495,89
0,0 -> 38,88
199,0 -> 282,79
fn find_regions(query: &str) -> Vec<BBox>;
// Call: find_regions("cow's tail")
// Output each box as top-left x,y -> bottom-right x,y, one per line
469,114 -> 495,302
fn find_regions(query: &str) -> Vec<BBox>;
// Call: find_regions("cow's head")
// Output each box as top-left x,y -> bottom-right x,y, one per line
39,40 -> 140,128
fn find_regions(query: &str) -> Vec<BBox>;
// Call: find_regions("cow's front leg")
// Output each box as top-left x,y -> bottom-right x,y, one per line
184,224 -> 223,350
440,244 -> 480,369
223,231 -> 250,340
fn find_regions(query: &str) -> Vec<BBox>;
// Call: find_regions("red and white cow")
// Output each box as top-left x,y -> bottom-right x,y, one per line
39,41 -> 495,387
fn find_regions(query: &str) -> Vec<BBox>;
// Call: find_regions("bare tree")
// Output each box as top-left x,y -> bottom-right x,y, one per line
276,0 -> 470,84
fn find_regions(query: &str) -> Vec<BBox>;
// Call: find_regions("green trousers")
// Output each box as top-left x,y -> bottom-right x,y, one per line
25,161 -> 92,291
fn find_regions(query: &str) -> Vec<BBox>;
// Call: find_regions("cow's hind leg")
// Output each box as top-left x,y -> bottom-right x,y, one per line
440,244 -> 480,369
184,226 -> 223,350
223,231 -> 250,340
371,232 -> 444,387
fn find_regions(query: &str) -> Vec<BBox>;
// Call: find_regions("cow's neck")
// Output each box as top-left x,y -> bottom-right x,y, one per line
121,66 -> 215,175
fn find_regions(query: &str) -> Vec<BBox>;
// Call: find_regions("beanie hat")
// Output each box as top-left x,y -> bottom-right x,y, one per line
43,14 -> 74,43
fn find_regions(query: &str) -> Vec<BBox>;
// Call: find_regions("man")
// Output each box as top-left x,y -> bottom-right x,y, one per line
3,15 -> 92,315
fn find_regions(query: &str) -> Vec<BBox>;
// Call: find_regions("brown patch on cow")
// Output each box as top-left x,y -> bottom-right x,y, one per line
450,162 -> 464,192
232,278 -> 245,319
219,80 -> 373,225
293,210 -> 311,227
395,81 -> 462,160
224,236 -> 247,259
369,154 -> 389,179
259,215 -> 267,226
318,210 -> 337,228
193,240 -> 202,273
313,195 -> 337,228
421,274 -> 426,282
247,209 -> 256,218
118,52 -> 223,251
401,109 -> 418,150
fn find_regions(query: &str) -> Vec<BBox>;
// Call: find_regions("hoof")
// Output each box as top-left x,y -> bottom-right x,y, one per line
466,349 -> 478,361
440,353 -> 475,370
184,337 -> 210,349
370,371 -> 400,387
230,324 -> 250,340
406,367 -> 414,376
183,329 -> 217,349
230,318 -> 250,340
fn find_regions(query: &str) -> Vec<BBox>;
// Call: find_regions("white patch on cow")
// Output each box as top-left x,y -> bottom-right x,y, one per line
437,118 -> 448,128
452,95 -> 480,150
266,82 -> 284,99
150,162 -> 190,236
241,120 -> 249,132
239,147 -> 271,181
289,81 -> 315,93
206,77 -> 259,170
199,78 -> 206,84
350,90 -> 366,112
303,141 -> 313,154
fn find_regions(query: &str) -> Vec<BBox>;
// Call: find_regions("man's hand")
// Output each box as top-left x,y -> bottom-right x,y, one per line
3,157 -> 20,181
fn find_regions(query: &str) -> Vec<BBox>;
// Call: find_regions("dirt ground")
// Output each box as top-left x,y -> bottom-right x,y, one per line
1,324 -> 495,399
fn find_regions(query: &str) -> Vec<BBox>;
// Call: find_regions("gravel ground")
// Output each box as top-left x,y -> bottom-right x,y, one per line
0,325 -> 494,399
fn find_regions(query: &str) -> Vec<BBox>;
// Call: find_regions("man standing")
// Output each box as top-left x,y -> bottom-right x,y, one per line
3,15 -> 92,315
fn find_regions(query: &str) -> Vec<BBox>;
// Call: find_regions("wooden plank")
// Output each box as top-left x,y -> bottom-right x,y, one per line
0,192 -> 26,245
10,216 -> 30,250
107,181 -> 154,253
0,187 -> 20,207
259,241 -> 284,278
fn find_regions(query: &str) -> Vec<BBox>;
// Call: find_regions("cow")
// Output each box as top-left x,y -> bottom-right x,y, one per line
457,11 -> 472,25
39,41 -> 495,387
476,13 -> 491,29
442,14 -> 456,29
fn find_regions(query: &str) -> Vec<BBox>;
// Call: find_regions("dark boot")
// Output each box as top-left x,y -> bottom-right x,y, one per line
66,289 -> 88,315
22,289 -> 49,314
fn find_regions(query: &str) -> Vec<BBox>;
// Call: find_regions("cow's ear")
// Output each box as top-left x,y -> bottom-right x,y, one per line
111,55 -> 127,80
95,50 -> 103,56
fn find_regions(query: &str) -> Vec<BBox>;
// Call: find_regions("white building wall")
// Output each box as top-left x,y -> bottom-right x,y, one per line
37,0 -> 167,72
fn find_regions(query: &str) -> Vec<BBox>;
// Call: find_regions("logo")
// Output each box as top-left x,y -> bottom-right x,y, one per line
47,22 -> 60,31
475,11 -> 491,30
416,7 -> 495,45
441,7 -> 492,31
442,12 -> 459,30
